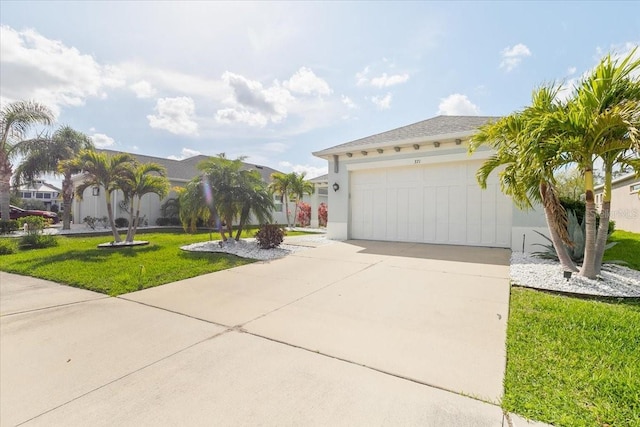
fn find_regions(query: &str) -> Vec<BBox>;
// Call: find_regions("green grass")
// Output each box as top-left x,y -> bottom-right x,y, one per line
604,230 -> 640,270
0,229 -> 308,296
504,288 -> 640,427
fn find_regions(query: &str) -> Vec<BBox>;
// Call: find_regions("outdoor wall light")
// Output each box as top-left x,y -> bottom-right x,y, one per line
433,141 -> 441,148
394,146 -> 401,152
413,144 -> 420,150
346,152 -> 353,157
92,187 -> 100,196
361,151 -> 368,156
455,138 -> 462,145
332,183 -> 340,192
377,148 -> 384,154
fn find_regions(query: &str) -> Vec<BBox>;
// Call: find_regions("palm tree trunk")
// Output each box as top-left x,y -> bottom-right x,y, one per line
579,168 -> 597,278
125,201 -> 136,242
0,155 -> 12,222
105,191 -> 121,243
284,195 -> 290,227
540,182 -> 578,272
292,199 -> 299,227
128,198 -> 142,242
594,163 -> 613,274
62,172 -> 73,230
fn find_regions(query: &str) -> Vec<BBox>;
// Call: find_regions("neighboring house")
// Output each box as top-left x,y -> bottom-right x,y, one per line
302,174 -> 328,228
71,150 -> 287,226
16,180 -> 61,211
594,173 -> 639,233
313,115 -> 549,252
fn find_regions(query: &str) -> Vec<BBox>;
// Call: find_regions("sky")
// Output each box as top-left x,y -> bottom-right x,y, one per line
1,1 -> 639,184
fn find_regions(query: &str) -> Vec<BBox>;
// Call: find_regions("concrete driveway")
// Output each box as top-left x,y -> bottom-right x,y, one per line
1,240 -> 538,426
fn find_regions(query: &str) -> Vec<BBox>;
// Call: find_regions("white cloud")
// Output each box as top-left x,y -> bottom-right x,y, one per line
437,94 -> 480,115
168,147 -> 202,160
567,66 -> 577,76
500,43 -> 532,72
284,67 -> 332,96
129,80 -> 156,98
370,73 -> 410,88
215,108 -> 268,127
371,93 -> 392,110
278,161 -> 327,179
263,142 -> 287,153
342,95 -> 357,109
0,25 -> 125,115
147,97 -> 198,136
90,133 -> 115,148
355,66 -> 370,86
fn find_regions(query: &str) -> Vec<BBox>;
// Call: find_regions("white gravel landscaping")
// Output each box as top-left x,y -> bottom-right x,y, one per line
510,252 -> 640,297
181,235 -> 331,261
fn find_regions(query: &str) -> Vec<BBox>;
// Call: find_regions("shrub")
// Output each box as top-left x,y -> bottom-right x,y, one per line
255,224 -> 285,249
0,220 -> 19,235
23,216 -> 46,235
19,233 -> 58,249
0,239 -> 18,255
318,202 -> 328,227
156,217 -> 182,226
83,216 -> 109,230
115,217 -> 129,228
296,202 -> 311,227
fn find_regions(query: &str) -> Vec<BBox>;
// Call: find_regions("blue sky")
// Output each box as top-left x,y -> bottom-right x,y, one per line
1,1 -> 638,181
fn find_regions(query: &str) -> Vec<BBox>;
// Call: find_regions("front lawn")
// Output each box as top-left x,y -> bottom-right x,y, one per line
504,288 -> 640,427
0,230 -> 304,296
604,230 -> 640,270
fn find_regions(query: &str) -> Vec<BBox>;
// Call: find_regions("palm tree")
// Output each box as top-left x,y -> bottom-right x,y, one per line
288,172 -> 314,227
470,85 -> 578,272
0,100 -> 55,222
552,49 -> 640,277
120,162 -> 170,242
74,150 -> 136,243
234,171 -> 274,240
177,178 -> 212,233
269,172 -> 292,227
13,126 -> 93,229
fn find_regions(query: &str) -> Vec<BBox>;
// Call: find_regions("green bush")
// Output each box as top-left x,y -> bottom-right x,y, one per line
115,217 -> 129,228
255,224 -> 285,249
0,239 -> 18,255
19,234 -> 58,249
0,220 -> 19,234
155,217 -> 181,226
23,216 -> 46,235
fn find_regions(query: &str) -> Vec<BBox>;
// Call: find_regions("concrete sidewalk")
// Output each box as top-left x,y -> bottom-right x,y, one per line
1,241 -> 552,426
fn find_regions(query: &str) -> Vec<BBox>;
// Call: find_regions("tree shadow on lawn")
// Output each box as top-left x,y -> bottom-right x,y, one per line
176,249 -> 253,264
12,245 -> 162,270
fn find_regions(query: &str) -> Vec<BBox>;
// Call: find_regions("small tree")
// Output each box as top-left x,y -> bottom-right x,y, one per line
318,202 -> 328,227
296,201 -> 311,227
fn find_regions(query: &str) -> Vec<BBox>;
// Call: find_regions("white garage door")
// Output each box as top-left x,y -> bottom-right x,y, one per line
350,161 -> 512,247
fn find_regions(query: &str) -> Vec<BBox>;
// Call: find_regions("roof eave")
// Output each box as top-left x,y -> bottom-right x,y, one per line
312,130 -> 477,159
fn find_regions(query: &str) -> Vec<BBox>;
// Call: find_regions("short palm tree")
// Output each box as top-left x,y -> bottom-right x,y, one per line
288,172 -> 314,227
13,126 -> 94,229
74,150 -> 136,243
120,162 -> 170,242
269,172 -> 292,227
177,178 -> 212,233
0,100 -> 55,222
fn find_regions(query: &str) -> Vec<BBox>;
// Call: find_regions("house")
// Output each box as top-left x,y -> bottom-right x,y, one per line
71,150 -> 287,226
16,180 -> 61,211
594,173 -> 639,233
313,115 -> 549,252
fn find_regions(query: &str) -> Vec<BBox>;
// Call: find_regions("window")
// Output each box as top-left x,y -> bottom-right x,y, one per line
44,193 -> 51,199
22,192 -> 32,198
631,183 -> 640,194
318,187 -> 328,195
35,192 -> 44,199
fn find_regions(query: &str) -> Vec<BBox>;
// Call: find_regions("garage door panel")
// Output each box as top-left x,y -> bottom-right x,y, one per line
350,162 -> 511,247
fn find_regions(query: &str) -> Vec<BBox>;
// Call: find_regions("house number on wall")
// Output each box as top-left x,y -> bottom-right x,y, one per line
414,159 -> 421,164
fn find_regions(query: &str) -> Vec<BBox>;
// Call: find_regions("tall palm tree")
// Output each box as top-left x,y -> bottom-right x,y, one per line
0,100 -> 55,222
470,85 -> 578,272
288,172 -> 314,227
13,126 -> 93,229
120,162 -> 170,242
552,49 -> 640,277
74,150 -> 135,243
234,171 -> 274,240
269,172 -> 292,227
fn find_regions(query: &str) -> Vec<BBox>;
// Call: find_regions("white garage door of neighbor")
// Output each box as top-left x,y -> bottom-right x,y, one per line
350,161 -> 512,247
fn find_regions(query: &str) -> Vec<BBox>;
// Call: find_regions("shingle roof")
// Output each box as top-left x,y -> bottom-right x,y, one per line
98,149 -> 282,183
313,115 -> 500,156
308,174 -> 328,182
